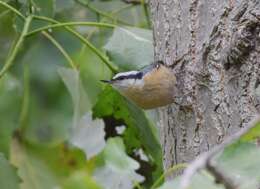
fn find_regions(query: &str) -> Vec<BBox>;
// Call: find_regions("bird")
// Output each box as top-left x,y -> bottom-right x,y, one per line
101,62 -> 177,109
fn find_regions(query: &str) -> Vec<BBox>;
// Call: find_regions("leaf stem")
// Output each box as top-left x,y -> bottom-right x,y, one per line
151,163 -> 188,189
0,2 -> 118,73
25,21 -> 116,37
32,15 -> 118,73
19,64 -> 30,132
68,28 -> 118,72
133,181 -> 144,189
0,16 -> 32,79
74,0 -> 131,26
0,1 -> 25,20
42,31 -> 77,70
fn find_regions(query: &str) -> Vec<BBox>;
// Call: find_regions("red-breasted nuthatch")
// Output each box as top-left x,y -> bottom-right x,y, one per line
101,62 -> 176,109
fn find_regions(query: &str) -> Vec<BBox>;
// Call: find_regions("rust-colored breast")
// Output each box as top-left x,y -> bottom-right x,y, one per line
121,65 -> 176,109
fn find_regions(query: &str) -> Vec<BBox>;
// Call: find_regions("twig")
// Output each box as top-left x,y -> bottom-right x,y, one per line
32,15 -> 118,73
25,21 -> 116,37
0,16 -> 32,79
206,160 -> 238,189
42,31 -> 77,69
0,1 -> 25,19
151,163 -> 187,189
179,115 -> 260,189
0,1 -> 118,73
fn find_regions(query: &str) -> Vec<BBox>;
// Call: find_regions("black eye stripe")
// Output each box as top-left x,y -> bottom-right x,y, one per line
135,72 -> 143,79
117,76 -> 125,80
113,72 -> 143,81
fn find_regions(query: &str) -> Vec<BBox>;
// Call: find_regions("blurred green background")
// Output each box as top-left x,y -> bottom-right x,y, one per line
0,0 -> 163,189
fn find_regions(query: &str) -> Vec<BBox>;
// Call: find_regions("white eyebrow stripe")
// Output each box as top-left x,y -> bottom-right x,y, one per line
112,71 -> 139,79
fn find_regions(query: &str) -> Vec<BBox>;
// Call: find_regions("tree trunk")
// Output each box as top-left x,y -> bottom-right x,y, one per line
149,0 -> 260,173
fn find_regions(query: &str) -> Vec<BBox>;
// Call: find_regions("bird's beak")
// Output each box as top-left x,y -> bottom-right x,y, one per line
100,79 -> 112,83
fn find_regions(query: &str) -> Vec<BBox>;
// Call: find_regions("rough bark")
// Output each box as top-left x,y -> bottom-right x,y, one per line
149,0 -> 260,173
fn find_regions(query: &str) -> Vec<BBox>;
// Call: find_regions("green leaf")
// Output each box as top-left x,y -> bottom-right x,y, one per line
14,0 -> 55,33
25,144 -> 86,178
93,86 -> 163,177
214,119 -> 260,188
70,113 -> 106,159
157,173 -> 223,189
59,68 -> 106,159
92,86 -> 141,153
17,0 -> 55,15
10,139 -> 59,189
10,33 -> 81,146
89,0 -> 147,27
64,171 -> 102,189
103,137 -> 139,171
0,7 -> 16,64
94,137 -> 144,189
94,165 -> 144,189
0,74 -> 21,157
32,0 -> 55,17
189,173 -> 224,189
104,27 -> 153,71
217,142 -> 260,189
170,120 -> 260,189
156,179 -> 179,189
0,153 -> 20,189
58,67 -> 91,127
240,122 -> 260,142
55,0 -> 75,12
76,46 -> 112,105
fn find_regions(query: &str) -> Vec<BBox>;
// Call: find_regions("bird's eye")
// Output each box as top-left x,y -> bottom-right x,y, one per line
136,72 -> 143,79
156,64 -> 160,69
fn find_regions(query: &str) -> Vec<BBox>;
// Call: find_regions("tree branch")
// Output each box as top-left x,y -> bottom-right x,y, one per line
206,160 -> 238,189
179,115 -> 260,189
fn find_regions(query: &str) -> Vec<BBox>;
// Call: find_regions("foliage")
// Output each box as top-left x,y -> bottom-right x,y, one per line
0,153 -> 20,189
1,0 -> 260,189
104,26 -> 153,71
0,0 -> 159,188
